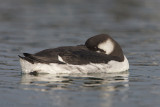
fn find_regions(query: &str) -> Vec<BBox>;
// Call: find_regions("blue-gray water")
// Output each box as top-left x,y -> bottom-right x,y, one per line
0,0 -> 160,107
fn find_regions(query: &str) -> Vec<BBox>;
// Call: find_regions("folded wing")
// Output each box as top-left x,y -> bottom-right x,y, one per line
19,46 -> 119,65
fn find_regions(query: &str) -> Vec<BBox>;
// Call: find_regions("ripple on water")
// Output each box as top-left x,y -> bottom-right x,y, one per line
19,72 -> 129,92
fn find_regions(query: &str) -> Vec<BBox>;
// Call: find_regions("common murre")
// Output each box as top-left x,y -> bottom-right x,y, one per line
19,34 -> 129,74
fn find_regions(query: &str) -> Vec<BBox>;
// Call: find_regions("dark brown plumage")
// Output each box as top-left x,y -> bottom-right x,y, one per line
19,34 -> 124,65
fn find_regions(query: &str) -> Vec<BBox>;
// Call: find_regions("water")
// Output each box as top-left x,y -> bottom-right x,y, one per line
0,0 -> 160,107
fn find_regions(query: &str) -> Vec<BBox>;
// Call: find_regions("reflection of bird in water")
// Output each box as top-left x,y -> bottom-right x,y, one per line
20,72 -> 129,107
19,34 -> 129,74
20,71 -> 129,92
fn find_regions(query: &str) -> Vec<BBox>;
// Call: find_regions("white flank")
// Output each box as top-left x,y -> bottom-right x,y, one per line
98,39 -> 114,55
19,56 -> 129,74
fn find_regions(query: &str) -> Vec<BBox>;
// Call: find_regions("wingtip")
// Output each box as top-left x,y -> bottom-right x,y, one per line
18,55 -> 24,59
18,54 -> 34,64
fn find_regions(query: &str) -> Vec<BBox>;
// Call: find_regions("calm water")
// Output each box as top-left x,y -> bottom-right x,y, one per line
0,0 -> 160,107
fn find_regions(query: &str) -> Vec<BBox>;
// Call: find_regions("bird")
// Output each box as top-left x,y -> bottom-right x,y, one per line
19,34 -> 129,74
